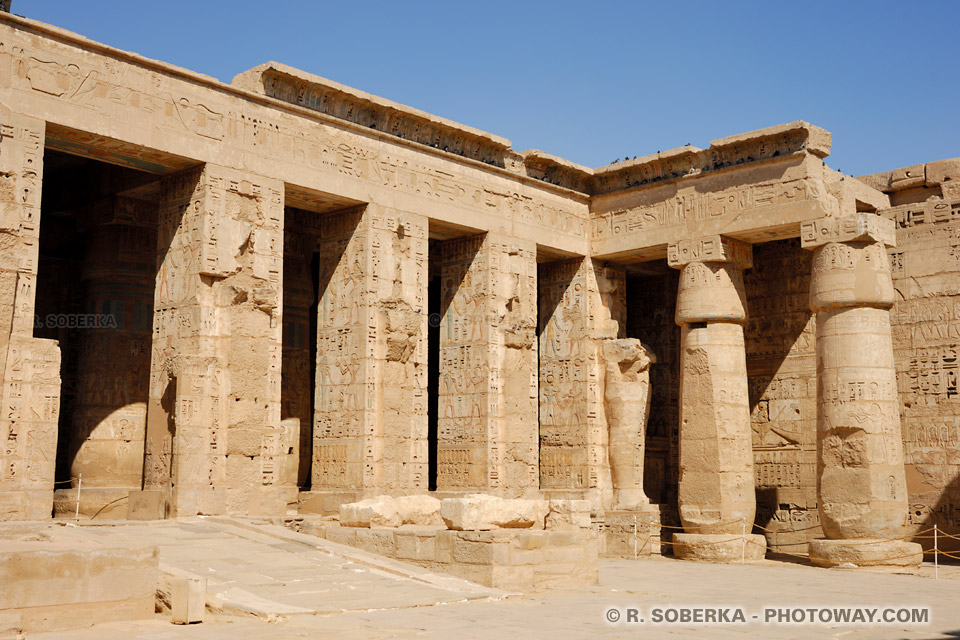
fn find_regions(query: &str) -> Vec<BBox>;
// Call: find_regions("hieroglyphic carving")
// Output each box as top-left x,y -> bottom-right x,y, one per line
437,235 -> 491,489
146,164 -> 287,516
65,198 -> 157,493
744,239 -> 819,547
3,33 -> 585,247
313,205 -> 428,492
886,194 -> 960,546
592,178 -> 810,241
0,110 -> 43,339
437,234 -> 537,494
538,258 -> 616,496
0,336 -> 60,520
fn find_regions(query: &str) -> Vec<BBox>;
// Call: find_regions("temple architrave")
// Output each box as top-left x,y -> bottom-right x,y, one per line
2,11 -> 958,567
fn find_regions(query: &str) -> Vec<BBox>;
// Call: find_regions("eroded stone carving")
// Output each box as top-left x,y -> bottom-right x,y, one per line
802,213 -> 922,567
602,339 -> 655,510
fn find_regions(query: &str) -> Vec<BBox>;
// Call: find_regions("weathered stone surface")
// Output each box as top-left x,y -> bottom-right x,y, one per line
0,542 -> 158,634
672,533 -> 767,563
602,339 -> 655,510
545,499 -> 592,531
808,538 -> 923,568
803,216 -> 918,567
340,496 -> 402,528
340,494 -> 443,528
441,495 -> 548,531
285,518 -> 598,591
0,7 -> 954,580
396,495 -> 444,527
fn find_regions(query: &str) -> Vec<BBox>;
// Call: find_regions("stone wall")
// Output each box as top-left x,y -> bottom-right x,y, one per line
0,109 -> 61,521
879,163 -> 960,550
743,239 -> 820,552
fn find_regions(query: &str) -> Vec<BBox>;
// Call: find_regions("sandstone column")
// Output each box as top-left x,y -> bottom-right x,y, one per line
669,236 -> 766,562
145,164 -> 292,517
311,205 -> 428,508
57,197 -> 156,517
801,213 -> 922,567
0,111 -> 61,521
437,233 -> 537,496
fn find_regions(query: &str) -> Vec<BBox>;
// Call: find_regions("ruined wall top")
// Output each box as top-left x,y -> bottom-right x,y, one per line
231,63 -> 833,199
233,62 -> 519,170
857,158 -> 960,194
589,121 -> 831,197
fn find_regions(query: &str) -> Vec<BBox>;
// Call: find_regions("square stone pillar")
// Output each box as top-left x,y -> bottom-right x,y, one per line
437,233 -> 537,495
0,110 -> 61,521
313,205 -> 428,496
801,213 -> 922,568
538,258 -> 623,507
146,164 -> 289,517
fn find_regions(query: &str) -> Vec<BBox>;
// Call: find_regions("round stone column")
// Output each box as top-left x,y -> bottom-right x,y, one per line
802,214 -> 921,568
668,237 -> 766,562
54,200 -> 156,518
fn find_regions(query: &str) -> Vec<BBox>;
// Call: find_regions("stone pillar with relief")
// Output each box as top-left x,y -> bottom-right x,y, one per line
801,214 -> 921,568
669,236 -> 766,562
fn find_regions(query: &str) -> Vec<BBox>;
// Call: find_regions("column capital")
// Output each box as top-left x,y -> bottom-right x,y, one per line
800,213 -> 896,250
668,235 -> 752,269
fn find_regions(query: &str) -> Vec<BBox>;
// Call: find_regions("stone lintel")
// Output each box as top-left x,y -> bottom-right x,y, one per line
667,236 -> 752,269
800,213 -> 896,250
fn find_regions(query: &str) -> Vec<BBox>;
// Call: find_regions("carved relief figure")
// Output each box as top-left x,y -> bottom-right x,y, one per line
602,339 -> 655,510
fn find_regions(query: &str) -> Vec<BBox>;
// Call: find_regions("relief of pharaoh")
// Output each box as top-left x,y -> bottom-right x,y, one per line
602,339 -> 656,510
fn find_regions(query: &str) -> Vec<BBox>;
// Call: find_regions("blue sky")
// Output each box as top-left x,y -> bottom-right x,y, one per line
22,1 -> 959,176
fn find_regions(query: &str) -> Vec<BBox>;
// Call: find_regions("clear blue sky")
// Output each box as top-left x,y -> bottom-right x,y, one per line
22,1 -> 960,176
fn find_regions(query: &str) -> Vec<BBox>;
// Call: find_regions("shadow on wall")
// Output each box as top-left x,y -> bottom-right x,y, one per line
912,472 -> 960,561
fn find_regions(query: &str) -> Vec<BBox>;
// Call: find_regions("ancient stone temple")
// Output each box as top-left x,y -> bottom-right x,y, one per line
1,10 -> 957,571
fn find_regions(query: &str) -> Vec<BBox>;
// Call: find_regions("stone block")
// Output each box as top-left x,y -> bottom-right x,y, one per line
340,495 -> 401,528
171,575 -> 206,624
353,528 -> 397,556
0,543 -> 158,633
672,533 -> 767,563
298,491 -> 362,516
800,213 -> 896,249
545,499 -> 592,530
395,495 -> 443,526
395,532 -> 437,561
127,490 -> 165,521
808,538 -> 922,568
441,494 -> 548,531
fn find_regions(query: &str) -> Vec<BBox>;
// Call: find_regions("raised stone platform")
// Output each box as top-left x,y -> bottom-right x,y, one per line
808,538 -> 923,568
672,533 -> 767,563
0,540 -> 157,635
285,518 -> 598,591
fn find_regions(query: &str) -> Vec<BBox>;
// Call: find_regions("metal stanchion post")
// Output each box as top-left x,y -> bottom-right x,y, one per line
935,524 -> 939,580
75,473 -> 82,521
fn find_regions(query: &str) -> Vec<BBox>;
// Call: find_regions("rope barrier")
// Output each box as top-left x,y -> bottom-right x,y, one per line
627,520 -> 957,565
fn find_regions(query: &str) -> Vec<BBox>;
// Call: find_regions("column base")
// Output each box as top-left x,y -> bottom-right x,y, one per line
808,538 -> 922,568
53,487 -> 133,519
672,533 -> 767,563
